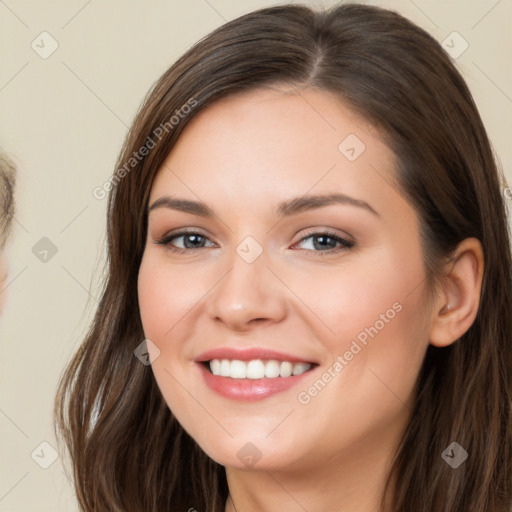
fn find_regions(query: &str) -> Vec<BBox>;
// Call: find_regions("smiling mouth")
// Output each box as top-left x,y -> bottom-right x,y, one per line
202,359 -> 317,379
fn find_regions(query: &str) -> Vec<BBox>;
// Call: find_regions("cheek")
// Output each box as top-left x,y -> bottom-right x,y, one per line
137,253 -> 204,426
292,248 -> 430,425
137,253 -> 207,341
285,243 -> 428,349
289,244 -> 430,415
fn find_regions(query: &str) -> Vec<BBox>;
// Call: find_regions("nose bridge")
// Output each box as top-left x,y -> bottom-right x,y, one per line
207,237 -> 286,329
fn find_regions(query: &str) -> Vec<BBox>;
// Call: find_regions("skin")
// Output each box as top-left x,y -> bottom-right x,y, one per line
137,86 -> 484,512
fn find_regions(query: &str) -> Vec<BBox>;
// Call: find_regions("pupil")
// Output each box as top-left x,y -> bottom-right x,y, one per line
185,234 -> 203,248
314,235 -> 335,250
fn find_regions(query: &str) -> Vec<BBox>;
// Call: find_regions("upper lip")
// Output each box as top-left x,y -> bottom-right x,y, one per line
195,347 -> 317,364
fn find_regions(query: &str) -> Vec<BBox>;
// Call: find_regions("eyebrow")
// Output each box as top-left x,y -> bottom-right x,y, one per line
148,193 -> 380,218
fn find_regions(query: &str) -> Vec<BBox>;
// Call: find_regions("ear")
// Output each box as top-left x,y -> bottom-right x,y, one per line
429,237 -> 484,348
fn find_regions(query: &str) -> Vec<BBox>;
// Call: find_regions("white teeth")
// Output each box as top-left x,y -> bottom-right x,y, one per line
230,360 -> 246,379
208,358 -> 312,379
210,359 -> 221,375
264,360 -> 281,378
220,359 -> 230,377
279,361 -> 293,377
292,362 -> 311,375
247,359 -> 265,379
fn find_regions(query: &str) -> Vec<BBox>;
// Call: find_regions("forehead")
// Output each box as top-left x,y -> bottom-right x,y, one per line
165,86 -> 382,165
149,86 -> 404,220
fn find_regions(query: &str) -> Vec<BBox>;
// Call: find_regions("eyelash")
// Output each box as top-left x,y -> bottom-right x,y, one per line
154,229 -> 355,256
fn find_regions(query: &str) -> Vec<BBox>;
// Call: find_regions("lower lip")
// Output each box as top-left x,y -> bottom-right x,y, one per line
198,363 -> 315,401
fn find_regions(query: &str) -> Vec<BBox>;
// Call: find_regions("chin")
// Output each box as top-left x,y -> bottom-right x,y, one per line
194,434 -> 303,471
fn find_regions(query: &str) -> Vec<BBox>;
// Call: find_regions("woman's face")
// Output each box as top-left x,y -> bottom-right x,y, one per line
137,86 -> 433,472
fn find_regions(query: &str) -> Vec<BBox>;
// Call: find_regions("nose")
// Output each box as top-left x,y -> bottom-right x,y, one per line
206,245 -> 288,332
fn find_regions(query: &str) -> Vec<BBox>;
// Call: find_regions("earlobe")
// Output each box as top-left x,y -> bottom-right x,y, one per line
429,237 -> 484,348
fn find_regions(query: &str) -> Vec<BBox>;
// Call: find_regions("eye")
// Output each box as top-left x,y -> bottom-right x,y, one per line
293,231 -> 355,254
154,229 -> 355,255
154,230 -> 216,253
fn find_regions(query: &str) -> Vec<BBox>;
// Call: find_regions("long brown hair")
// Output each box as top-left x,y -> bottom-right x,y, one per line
53,3 -> 512,511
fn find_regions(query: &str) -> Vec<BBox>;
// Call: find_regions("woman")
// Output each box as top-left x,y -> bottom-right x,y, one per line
53,3 -> 512,511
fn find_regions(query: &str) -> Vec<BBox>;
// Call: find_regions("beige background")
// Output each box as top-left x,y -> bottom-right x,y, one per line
0,0 -> 510,510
